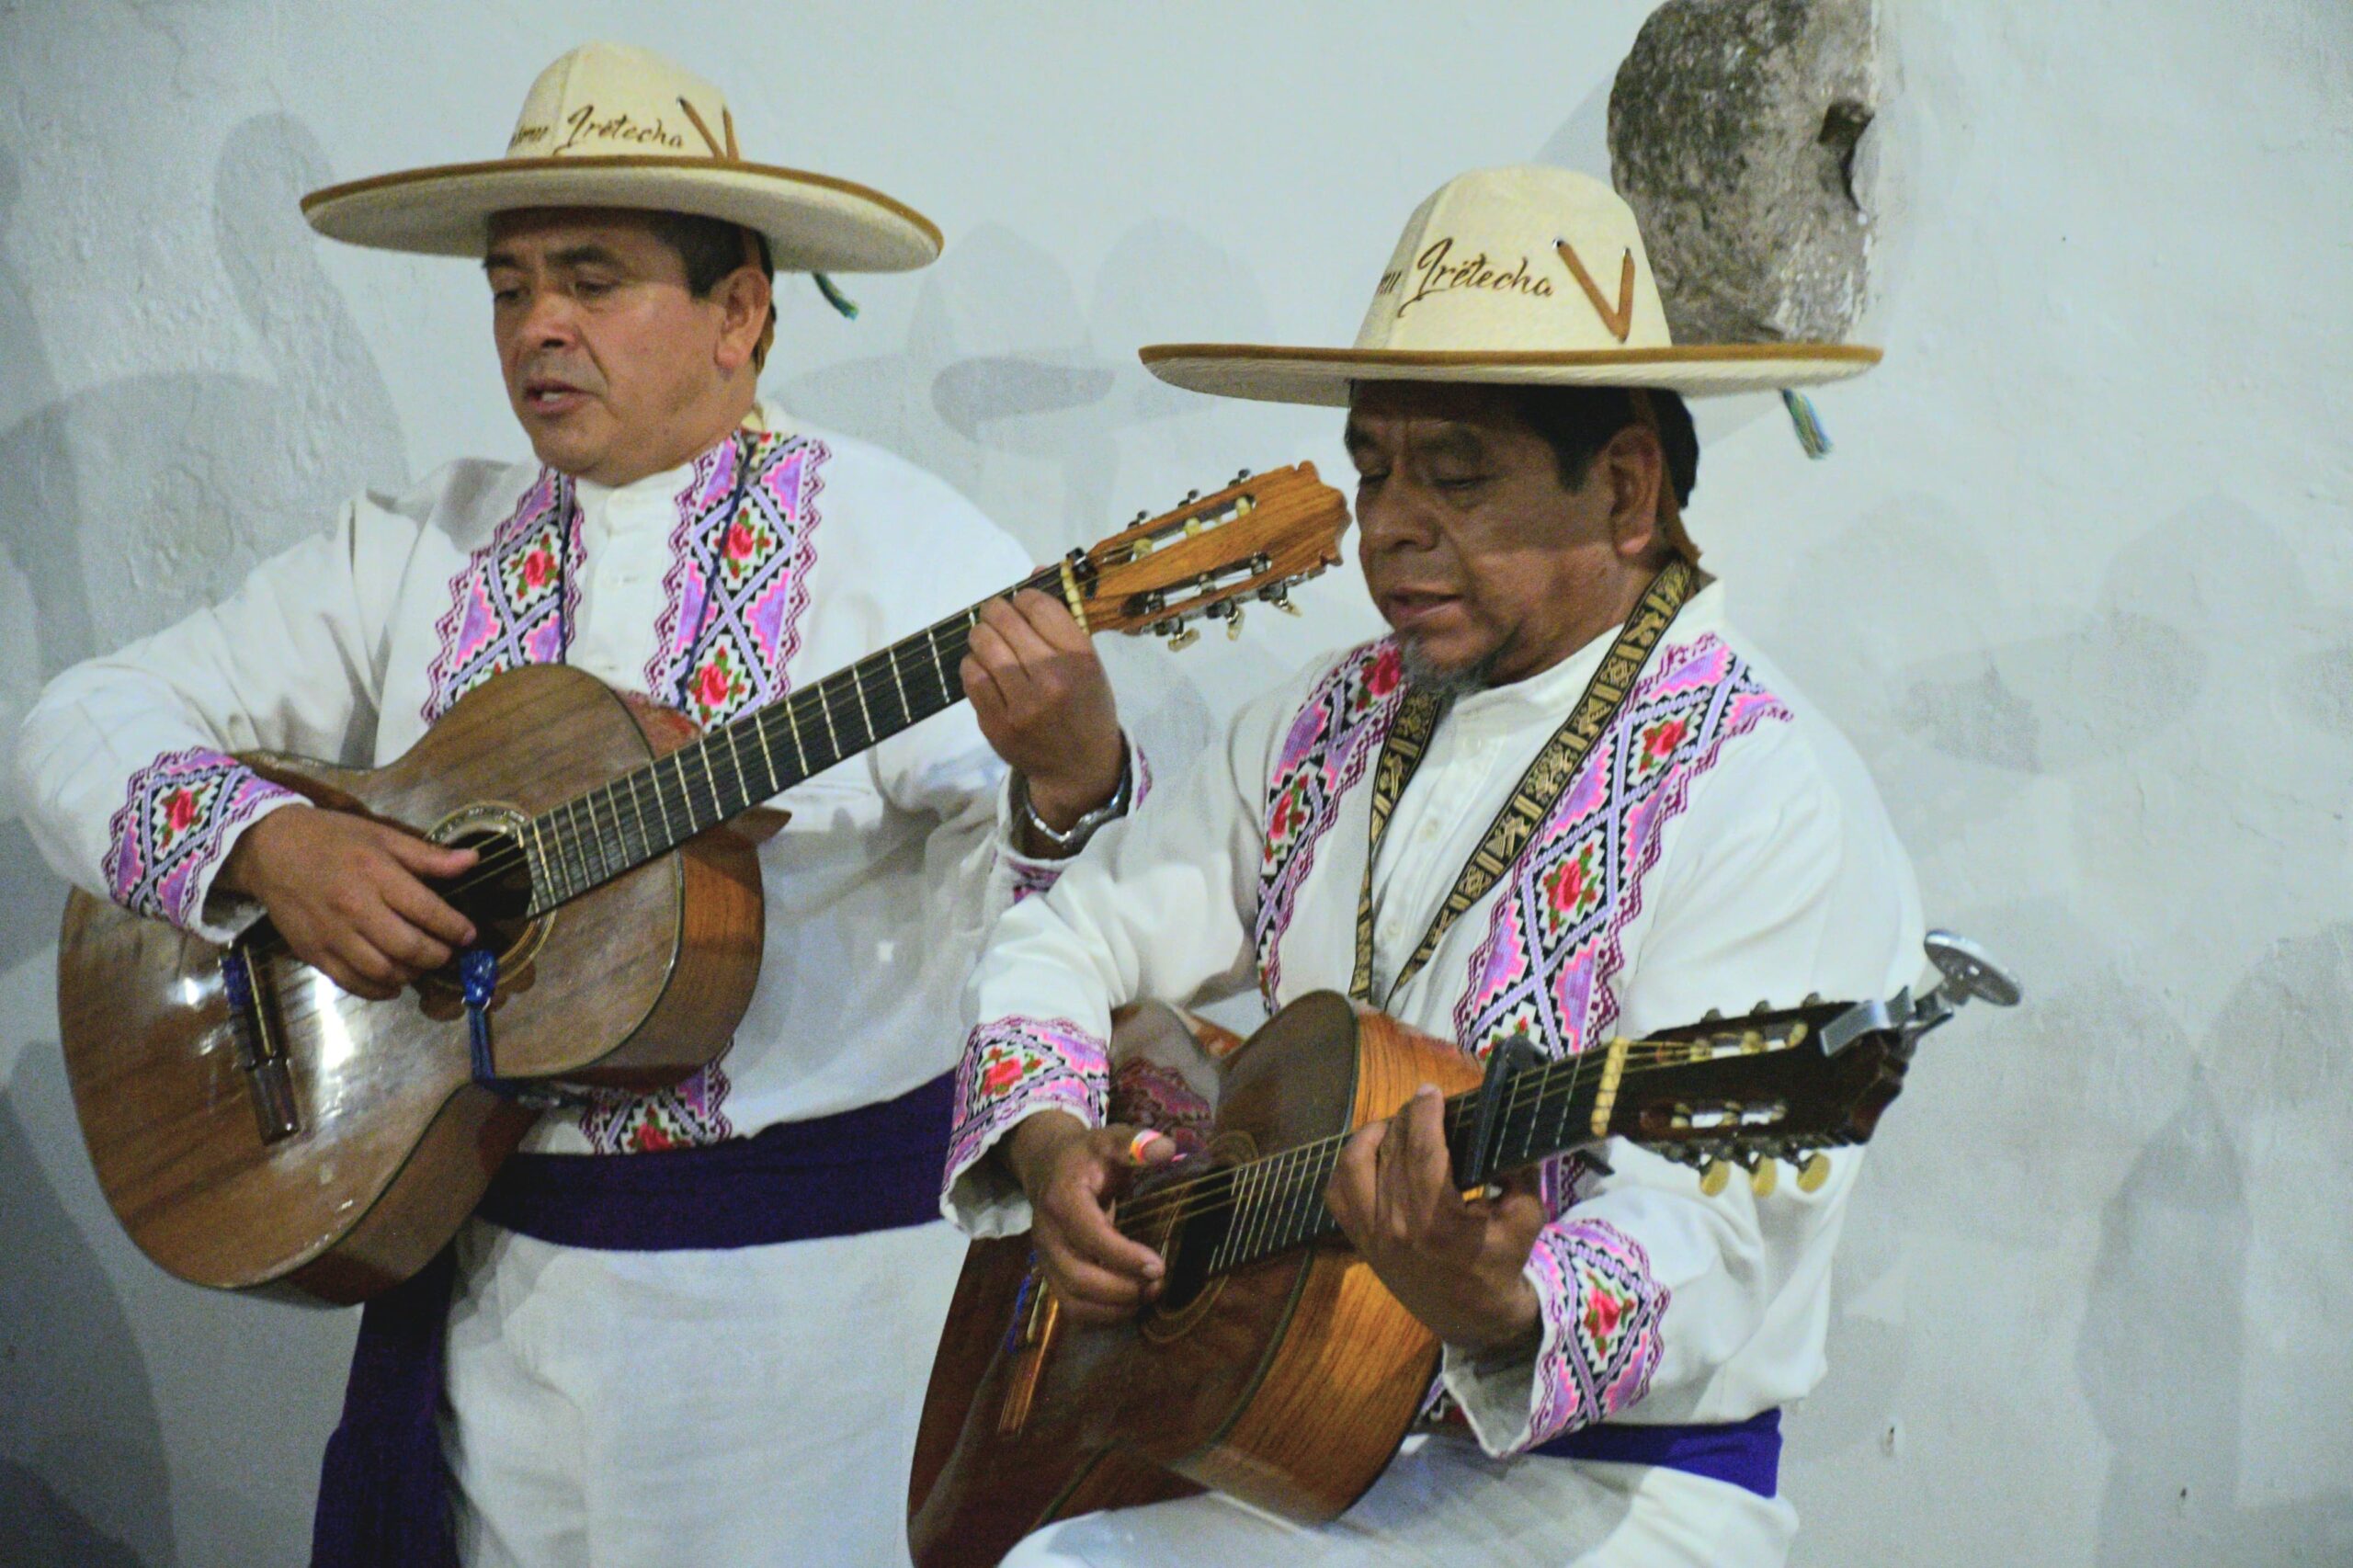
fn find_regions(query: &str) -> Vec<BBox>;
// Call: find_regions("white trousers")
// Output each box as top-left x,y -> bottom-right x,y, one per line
440,1214 -> 970,1568
1002,1432 -> 1798,1568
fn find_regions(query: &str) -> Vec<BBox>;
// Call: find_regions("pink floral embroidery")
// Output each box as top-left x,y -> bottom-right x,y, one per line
578,1057 -> 734,1154
1453,635 -> 1789,1062
1523,1218 -> 1669,1446
642,433 -> 825,727
1255,639 -> 1411,1008
943,1016 -> 1109,1194
420,471 -> 580,722
102,748 -> 300,929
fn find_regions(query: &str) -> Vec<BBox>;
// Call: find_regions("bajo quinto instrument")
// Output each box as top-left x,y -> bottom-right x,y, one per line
907,934 -> 2019,1566
56,464 -> 1348,1305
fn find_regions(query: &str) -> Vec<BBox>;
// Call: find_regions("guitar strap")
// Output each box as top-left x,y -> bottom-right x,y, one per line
1347,556 -> 1702,1008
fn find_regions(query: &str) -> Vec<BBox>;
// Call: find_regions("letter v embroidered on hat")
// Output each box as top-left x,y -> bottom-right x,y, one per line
1554,240 -> 1637,344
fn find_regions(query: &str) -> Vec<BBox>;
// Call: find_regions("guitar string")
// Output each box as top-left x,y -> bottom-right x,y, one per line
1115,1037 -> 1791,1244
231,567 -> 1069,966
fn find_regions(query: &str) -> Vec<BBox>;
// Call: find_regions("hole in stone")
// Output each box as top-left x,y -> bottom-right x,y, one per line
1817,100 -> 1872,210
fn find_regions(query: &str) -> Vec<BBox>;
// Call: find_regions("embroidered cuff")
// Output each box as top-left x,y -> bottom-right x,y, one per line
941,1015 -> 1110,1236
995,737 -> 1152,905
101,748 -> 303,940
1439,1216 -> 1668,1457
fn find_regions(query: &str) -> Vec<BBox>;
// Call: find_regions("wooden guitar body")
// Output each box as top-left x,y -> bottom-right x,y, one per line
907,994 -> 1482,1567
56,664 -> 766,1304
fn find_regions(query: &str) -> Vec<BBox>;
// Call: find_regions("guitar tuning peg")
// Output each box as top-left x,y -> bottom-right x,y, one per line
1232,467 -> 1253,483
1699,1160 -> 1732,1197
1740,1030 -> 1767,1054
1183,489 -> 1200,504
1700,1008 -> 1722,1023
1796,1153 -> 1832,1193
1132,509 -> 1148,524
1749,1160 -> 1779,1198
1751,1000 -> 1772,1017
1225,606 -> 1245,640
1167,627 -> 1199,653
1802,992 -> 1823,1006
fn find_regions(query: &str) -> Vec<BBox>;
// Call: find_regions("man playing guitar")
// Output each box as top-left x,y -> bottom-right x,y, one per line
15,41 -> 1132,1568
942,166 -> 1923,1566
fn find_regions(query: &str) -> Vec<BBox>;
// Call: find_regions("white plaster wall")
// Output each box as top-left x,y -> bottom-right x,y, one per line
1,2 -> 2346,1563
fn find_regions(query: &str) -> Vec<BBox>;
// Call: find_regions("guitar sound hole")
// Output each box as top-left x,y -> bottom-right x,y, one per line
440,829 -> 538,967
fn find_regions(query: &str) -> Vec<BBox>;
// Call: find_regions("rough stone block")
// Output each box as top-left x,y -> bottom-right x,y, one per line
1608,0 -> 1878,344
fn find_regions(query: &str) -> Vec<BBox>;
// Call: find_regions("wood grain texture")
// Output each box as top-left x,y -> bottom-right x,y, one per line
907,994 -> 1484,1565
56,664 -> 761,1303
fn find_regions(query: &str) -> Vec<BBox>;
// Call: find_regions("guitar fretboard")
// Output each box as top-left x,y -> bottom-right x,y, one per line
518,565 -> 1062,913
1160,1052 -> 1616,1278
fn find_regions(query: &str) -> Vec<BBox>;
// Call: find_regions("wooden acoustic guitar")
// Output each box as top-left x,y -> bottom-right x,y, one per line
55,465 -> 1348,1305
907,935 -> 2020,1566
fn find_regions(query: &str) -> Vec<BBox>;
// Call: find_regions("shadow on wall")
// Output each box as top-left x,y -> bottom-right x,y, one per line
0,1060 -> 168,1568
2077,928 -> 2353,1565
0,115 -> 408,973
777,215 -> 1308,770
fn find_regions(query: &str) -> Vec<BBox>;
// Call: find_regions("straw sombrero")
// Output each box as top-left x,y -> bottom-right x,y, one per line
1141,165 -> 1876,406
301,41 -> 939,275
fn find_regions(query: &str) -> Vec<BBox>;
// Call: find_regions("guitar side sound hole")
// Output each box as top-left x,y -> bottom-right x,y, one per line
1136,1146 -> 1249,1342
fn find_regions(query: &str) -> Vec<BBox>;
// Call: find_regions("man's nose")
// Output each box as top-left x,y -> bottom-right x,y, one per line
515,288 -> 579,348
1357,483 -> 1436,554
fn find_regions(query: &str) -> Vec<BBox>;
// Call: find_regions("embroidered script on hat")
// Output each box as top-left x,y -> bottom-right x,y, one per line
1379,238 -> 1557,316
508,104 -> 689,155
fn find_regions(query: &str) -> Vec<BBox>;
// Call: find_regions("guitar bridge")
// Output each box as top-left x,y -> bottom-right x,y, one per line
221,948 -> 300,1144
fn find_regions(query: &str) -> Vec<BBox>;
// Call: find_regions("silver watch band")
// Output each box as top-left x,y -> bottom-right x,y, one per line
1016,747 -> 1132,850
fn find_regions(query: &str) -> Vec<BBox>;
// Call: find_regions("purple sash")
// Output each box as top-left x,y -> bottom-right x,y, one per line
1531,1406 -> 1781,1499
308,1072 -> 953,1568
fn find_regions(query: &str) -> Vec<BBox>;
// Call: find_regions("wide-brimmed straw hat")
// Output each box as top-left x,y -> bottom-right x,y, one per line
1141,165 -> 1876,406
300,41 -> 939,275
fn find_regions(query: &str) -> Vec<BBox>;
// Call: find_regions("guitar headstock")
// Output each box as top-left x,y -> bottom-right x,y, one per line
1595,932 -> 2022,1195
1067,463 -> 1350,645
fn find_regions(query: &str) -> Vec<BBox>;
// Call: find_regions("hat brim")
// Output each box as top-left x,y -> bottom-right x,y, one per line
301,156 -> 941,273
1139,342 -> 1881,405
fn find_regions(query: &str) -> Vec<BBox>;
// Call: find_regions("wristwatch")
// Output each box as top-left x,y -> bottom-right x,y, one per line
1015,748 -> 1133,853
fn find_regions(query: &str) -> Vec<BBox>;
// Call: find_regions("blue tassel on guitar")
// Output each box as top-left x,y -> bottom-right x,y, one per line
460,947 -> 506,1092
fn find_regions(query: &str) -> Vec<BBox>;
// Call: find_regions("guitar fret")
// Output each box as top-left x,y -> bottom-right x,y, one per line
816,680 -> 842,758
783,700 -> 812,777
696,742 -> 722,824
721,724 -> 747,815
561,801 -> 594,894
585,789 -> 617,882
925,626 -> 951,697
621,772 -> 650,861
750,712 -> 778,799
888,648 -> 912,726
848,662 -> 877,744
528,815 -> 559,903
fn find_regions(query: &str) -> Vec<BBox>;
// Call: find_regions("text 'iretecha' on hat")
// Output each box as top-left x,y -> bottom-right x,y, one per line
300,41 -> 940,274
1141,165 -> 1879,405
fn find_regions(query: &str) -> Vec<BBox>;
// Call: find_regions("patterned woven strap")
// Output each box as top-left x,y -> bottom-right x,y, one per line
1347,557 -> 1702,1006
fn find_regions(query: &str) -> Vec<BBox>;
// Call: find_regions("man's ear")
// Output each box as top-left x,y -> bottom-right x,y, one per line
1599,423 -> 1667,562
712,266 -> 773,375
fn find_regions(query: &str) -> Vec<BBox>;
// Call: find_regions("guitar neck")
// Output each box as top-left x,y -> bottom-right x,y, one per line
519,564 -> 1061,914
1173,1047 -> 1623,1279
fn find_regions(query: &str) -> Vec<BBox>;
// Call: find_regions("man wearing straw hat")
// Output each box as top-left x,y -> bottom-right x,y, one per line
13,40 -> 1136,1568
944,165 -> 1922,1565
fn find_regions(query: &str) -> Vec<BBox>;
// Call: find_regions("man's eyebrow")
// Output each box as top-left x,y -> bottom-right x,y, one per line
481,244 -> 632,274
1405,424 -> 1489,463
